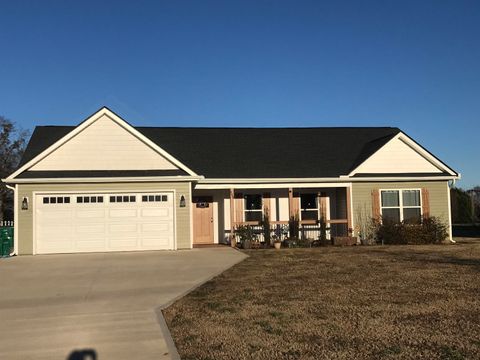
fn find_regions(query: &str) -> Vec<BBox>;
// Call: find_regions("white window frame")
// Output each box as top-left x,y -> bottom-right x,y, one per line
243,194 -> 263,222
299,193 -> 320,222
379,188 -> 423,223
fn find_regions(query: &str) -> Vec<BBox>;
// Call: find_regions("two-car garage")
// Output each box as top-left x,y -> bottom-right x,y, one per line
34,192 -> 175,254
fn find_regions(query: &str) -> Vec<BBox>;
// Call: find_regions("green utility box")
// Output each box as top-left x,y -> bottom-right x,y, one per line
0,227 -> 13,257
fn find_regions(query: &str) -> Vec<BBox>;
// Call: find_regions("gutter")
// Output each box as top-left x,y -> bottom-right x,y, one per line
197,175 -> 460,186
2,175 -> 205,184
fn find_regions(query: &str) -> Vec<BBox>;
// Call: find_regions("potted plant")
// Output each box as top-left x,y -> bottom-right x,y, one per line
272,235 -> 281,249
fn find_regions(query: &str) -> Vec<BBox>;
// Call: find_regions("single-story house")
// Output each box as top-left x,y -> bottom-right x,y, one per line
2,107 -> 460,255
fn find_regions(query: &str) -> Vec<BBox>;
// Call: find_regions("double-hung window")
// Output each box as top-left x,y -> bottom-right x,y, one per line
380,189 -> 421,223
244,194 -> 263,222
300,193 -> 318,221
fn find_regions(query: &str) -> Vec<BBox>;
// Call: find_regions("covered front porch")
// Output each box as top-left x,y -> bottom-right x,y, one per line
192,184 -> 353,246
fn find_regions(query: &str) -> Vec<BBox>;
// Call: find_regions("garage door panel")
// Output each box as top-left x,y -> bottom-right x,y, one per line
141,237 -> 171,247
141,223 -> 171,232
37,224 -> 72,235
76,209 -> 106,218
109,238 -> 138,249
35,192 -> 175,254
109,209 -> 138,218
109,223 -> 138,233
75,239 -> 107,250
38,209 -> 73,221
76,223 -> 106,234
141,208 -> 171,218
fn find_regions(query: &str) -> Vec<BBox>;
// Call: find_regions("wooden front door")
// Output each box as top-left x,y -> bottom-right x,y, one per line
193,196 -> 214,244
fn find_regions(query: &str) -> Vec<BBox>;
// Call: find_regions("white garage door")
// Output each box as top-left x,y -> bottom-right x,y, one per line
35,192 -> 175,254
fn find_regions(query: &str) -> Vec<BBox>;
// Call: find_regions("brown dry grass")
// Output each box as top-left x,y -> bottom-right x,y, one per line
164,240 -> 480,360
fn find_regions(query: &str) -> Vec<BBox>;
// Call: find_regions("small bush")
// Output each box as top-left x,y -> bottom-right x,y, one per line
235,225 -> 256,248
288,215 -> 300,240
260,210 -> 271,246
375,216 -> 448,245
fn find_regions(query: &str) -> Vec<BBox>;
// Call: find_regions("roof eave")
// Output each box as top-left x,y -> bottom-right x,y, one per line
2,175 -> 205,184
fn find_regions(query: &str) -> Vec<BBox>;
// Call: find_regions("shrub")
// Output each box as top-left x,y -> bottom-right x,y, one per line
260,209 -> 271,246
235,225 -> 256,248
288,214 -> 300,240
375,216 -> 448,245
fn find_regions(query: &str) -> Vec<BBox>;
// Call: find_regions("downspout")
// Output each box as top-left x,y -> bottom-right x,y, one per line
447,180 -> 455,243
5,184 -> 17,255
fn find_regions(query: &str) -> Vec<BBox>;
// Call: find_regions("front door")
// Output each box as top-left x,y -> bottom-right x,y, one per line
193,196 -> 214,244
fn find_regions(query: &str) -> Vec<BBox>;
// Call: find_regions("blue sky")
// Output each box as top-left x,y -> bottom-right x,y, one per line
0,0 -> 478,187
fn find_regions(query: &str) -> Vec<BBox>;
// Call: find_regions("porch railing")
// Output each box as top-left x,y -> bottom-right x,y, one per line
0,221 -> 14,227
233,220 -> 349,243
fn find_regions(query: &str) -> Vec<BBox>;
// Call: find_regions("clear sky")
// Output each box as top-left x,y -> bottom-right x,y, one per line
0,0 -> 478,187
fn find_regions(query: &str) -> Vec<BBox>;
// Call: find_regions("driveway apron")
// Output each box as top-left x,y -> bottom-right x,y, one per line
0,248 -> 246,360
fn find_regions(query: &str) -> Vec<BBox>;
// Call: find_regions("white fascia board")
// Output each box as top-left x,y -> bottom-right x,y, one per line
195,174 -> 460,189
7,107 -> 199,180
199,177 -> 352,184
3,176 -> 204,184
348,132 -> 458,177
348,175 -> 459,181
195,182 -> 352,190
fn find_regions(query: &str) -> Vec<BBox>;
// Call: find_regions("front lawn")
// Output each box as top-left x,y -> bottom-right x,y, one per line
164,241 -> 480,359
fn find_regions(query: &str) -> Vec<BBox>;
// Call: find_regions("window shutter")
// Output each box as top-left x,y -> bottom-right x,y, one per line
234,193 -> 244,224
421,188 -> 430,219
263,192 -> 271,219
372,190 -> 381,220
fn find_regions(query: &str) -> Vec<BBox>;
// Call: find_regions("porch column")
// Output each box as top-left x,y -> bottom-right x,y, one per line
288,188 -> 293,218
230,188 -> 236,247
346,186 -> 352,234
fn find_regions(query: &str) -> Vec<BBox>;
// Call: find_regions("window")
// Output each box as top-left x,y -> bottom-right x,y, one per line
76,196 -> 103,204
300,193 -> 318,221
142,194 -> 168,202
43,196 -> 70,204
381,190 -> 421,223
110,195 -> 136,203
244,194 -> 262,222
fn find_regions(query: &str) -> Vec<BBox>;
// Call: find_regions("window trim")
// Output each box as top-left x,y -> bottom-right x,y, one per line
379,188 -> 423,223
243,194 -> 263,223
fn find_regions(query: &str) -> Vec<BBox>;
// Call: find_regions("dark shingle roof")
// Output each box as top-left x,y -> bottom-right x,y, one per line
18,126 -> 402,178
138,127 -> 401,178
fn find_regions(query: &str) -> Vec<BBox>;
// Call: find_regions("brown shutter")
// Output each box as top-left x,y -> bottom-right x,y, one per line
234,193 -> 244,224
263,192 -> 271,219
421,188 -> 430,219
372,190 -> 381,220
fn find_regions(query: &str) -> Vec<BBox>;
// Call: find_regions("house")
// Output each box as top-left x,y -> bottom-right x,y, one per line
2,107 -> 459,255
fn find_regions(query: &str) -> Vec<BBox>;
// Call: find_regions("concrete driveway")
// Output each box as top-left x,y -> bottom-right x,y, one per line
0,248 -> 246,360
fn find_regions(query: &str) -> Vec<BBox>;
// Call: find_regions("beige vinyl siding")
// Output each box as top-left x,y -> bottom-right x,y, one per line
30,114 -> 178,171
353,137 -> 442,174
17,181 -> 192,255
352,181 -> 451,237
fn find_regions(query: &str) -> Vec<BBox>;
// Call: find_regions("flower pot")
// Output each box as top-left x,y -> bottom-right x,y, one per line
274,242 -> 281,250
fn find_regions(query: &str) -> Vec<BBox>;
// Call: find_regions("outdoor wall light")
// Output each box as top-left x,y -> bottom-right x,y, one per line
21,197 -> 29,210
179,195 -> 186,208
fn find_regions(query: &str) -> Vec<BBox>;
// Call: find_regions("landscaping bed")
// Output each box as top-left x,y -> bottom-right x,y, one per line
164,243 -> 480,360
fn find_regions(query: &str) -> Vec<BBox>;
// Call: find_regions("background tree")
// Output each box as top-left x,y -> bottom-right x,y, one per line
467,186 -> 480,222
450,187 -> 473,224
0,116 -> 29,222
